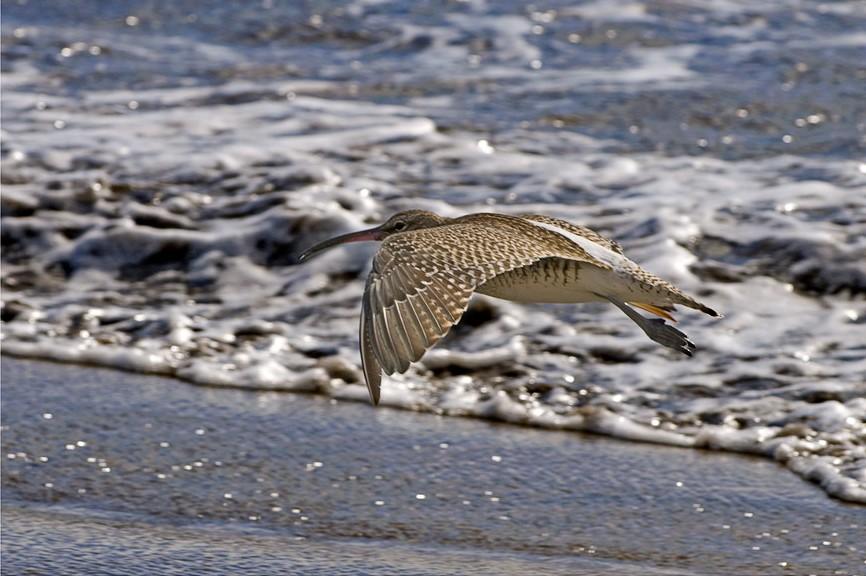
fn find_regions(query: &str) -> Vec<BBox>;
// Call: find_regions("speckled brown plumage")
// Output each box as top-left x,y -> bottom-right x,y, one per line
299,210 -> 719,405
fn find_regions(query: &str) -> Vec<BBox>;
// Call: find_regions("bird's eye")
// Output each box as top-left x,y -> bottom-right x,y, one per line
393,221 -> 407,231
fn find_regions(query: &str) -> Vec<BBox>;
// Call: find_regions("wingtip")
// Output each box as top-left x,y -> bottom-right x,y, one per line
365,370 -> 382,407
368,384 -> 380,406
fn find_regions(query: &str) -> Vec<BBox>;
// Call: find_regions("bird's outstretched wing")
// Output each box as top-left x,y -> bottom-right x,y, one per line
359,215 -> 611,404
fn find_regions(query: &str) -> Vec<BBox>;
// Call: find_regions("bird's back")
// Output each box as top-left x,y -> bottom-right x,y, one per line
474,214 -> 715,314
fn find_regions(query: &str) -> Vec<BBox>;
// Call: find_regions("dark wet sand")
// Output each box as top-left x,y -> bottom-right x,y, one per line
2,358 -> 863,575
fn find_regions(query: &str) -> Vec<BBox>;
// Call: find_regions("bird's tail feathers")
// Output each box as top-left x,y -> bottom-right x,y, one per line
675,295 -> 721,318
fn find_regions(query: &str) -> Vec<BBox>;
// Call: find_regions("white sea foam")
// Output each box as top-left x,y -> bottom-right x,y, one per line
2,0 -> 865,504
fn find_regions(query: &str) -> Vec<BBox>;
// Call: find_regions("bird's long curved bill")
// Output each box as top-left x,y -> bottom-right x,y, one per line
298,228 -> 382,263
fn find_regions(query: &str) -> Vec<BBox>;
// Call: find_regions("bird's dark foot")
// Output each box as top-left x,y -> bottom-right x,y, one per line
641,317 -> 696,357
598,293 -> 697,357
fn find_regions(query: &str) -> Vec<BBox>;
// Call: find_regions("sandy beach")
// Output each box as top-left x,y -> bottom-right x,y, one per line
2,358 -> 863,575
3,1 -> 866,573
3,0 -> 865,506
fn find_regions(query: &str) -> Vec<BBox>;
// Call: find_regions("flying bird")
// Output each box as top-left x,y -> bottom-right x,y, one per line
299,211 -> 719,405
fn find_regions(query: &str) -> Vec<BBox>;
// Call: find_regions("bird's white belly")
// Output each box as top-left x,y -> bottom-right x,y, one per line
477,260 -> 634,304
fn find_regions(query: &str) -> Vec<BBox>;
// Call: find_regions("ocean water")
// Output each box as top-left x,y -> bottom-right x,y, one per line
4,358 -> 865,575
2,0 -> 865,504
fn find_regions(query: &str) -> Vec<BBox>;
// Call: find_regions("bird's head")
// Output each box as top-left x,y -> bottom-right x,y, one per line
298,210 -> 448,263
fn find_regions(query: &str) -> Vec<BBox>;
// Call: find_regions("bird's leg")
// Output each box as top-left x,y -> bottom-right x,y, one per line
595,293 -> 696,357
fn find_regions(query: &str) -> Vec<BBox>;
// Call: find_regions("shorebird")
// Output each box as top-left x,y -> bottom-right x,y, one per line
299,210 -> 719,405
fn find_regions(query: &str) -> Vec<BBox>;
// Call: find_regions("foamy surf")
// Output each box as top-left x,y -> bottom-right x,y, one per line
2,0 -> 864,504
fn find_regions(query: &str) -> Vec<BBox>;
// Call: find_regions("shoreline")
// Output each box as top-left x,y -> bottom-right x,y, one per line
3,357 -> 863,575
3,345 -> 864,505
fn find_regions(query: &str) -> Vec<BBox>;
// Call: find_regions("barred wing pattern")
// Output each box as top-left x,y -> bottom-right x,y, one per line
359,216 -> 610,404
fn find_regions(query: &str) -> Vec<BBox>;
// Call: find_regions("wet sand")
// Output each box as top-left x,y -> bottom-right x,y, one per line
1,358 -> 863,575
4,0 -> 865,505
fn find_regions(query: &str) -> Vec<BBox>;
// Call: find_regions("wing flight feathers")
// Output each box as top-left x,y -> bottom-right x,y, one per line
359,214 -> 621,404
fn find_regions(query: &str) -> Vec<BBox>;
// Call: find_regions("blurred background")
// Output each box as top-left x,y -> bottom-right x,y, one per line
2,0 -> 865,572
